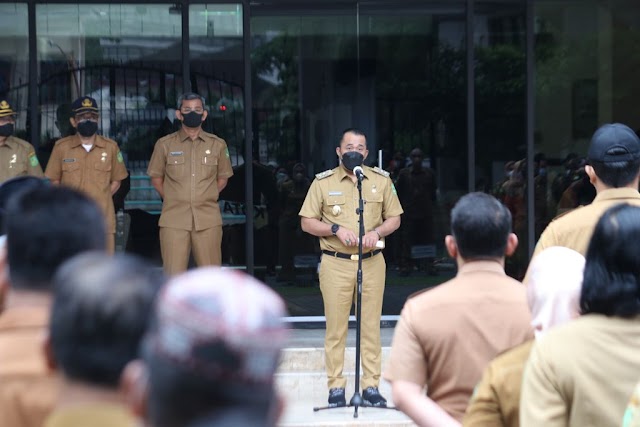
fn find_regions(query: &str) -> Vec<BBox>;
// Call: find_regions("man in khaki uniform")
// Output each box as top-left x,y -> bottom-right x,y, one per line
525,123 -> 640,281
147,93 -> 233,275
384,192 -> 533,425
45,96 -> 128,253
300,128 -> 403,407
0,99 -> 44,183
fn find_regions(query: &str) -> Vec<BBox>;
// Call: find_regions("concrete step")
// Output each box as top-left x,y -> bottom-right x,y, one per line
275,346 -> 416,427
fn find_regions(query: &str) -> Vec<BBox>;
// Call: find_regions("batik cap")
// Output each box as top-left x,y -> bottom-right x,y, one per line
71,96 -> 99,115
146,267 -> 288,387
587,123 -> 640,163
0,100 -> 17,118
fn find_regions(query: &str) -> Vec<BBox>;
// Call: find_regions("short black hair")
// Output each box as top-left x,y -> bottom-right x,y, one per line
340,127 -> 367,144
580,203 -> 640,317
5,186 -> 107,290
0,176 -> 49,232
50,253 -> 163,387
589,150 -> 640,188
450,192 -> 512,259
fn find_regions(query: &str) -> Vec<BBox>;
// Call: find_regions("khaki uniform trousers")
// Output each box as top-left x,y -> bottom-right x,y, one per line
319,252 -> 386,390
159,225 -> 222,275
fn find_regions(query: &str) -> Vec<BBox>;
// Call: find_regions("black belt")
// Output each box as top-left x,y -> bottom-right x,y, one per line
322,249 -> 382,261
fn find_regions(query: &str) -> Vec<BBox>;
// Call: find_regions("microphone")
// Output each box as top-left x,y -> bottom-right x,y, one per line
353,166 -> 364,180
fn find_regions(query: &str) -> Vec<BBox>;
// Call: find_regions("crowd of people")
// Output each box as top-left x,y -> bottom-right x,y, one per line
1,88 -> 639,427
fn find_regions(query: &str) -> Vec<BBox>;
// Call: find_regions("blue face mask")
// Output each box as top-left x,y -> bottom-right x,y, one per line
341,151 -> 364,171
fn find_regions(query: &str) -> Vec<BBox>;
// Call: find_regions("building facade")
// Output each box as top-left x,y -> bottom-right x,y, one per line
1,0 -> 638,316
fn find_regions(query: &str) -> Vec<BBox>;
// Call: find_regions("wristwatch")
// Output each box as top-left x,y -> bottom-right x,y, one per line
331,224 -> 340,235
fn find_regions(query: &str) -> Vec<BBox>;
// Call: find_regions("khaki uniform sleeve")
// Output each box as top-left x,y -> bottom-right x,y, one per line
383,300 -> 427,386
382,176 -> 404,219
520,340 -> 567,427
217,140 -> 233,179
299,178 -> 323,219
111,146 -> 128,182
462,363 -> 503,427
44,143 -> 64,181
147,139 -> 167,177
26,148 -> 44,177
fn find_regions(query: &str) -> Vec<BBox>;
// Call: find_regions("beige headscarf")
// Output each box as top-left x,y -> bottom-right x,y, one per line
527,246 -> 585,338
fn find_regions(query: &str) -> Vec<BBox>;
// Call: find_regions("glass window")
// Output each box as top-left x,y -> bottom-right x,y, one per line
0,4 -> 29,140
474,1 -> 527,279
534,0 -> 640,247
36,4 -> 183,261
188,4 -> 247,269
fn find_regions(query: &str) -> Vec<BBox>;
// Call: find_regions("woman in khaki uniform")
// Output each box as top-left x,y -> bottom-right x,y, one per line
300,128 -> 403,408
45,96 -> 128,253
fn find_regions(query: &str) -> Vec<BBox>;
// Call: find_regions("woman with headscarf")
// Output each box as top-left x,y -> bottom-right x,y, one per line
520,203 -> 640,427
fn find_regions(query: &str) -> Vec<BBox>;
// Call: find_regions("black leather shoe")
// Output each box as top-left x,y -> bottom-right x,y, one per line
363,386 -> 387,407
328,387 -> 346,407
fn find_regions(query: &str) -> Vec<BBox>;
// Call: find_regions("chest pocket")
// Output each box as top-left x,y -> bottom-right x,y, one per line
200,155 -> 218,180
324,194 -> 346,217
61,161 -> 81,187
364,191 -> 383,224
166,155 -> 185,179
93,161 -> 112,188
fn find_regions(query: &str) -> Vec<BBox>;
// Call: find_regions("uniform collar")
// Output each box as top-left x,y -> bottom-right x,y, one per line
178,127 -> 204,142
69,134 -> 106,149
457,259 -> 506,276
593,187 -> 640,202
0,136 -> 17,149
336,164 -> 368,181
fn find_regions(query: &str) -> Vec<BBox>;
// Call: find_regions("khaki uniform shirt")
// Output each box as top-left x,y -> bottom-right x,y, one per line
44,403 -> 138,427
0,305 -> 56,427
45,135 -> 128,233
0,136 -> 44,183
384,262 -> 533,422
521,315 -> 640,427
298,165 -> 403,253
463,340 -> 534,427
147,129 -> 234,231
532,187 -> 640,258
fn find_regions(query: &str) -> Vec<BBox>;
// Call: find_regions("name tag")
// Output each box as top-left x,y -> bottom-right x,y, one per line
63,158 -> 76,163
328,191 -> 343,196
169,151 -> 184,156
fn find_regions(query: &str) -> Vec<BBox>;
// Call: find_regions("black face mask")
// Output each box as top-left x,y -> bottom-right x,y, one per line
77,120 -> 98,137
182,111 -> 203,128
0,123 -> 14,137
341,151 -> 364,172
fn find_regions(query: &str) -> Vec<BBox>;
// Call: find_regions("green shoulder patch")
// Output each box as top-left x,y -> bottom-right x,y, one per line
225,148 -> 230,158
28,152 -> 39,167
315,169 -> 335,180
117,151 -> 124,163
372,166 -> 390,178
391,183 -> 398,195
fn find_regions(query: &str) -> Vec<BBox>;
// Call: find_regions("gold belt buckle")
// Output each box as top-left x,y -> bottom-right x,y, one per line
350,254 -> 359,261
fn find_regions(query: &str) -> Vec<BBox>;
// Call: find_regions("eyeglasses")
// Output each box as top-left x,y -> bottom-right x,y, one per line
181,108 -> 204,114
75,112 -> 99,121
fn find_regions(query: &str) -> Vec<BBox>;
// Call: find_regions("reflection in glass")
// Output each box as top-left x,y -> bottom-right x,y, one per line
474,2 -> 527,279
36,4 -> 183,263
0,4 -> 29,140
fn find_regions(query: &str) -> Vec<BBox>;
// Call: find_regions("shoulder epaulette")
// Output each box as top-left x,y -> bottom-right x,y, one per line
315,169 -> 335,180
372,166 -> 390,178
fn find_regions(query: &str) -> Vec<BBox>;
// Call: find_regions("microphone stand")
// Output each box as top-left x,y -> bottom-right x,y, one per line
314,168 -> 396,418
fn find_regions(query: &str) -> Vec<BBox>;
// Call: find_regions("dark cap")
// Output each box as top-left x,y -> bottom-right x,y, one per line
71,96 -> 99,115
587,123 -> 640,163
0,100 -> 17,118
